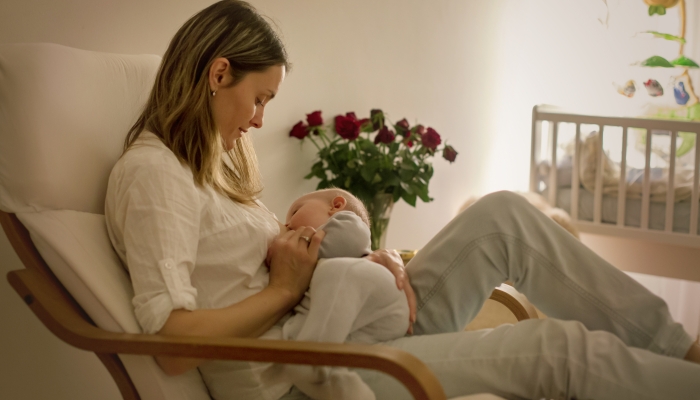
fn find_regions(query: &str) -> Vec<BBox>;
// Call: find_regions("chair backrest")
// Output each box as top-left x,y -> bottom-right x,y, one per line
0,43 -> 211,400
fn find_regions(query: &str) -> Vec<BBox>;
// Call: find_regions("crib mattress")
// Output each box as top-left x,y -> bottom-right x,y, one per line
543,188 -> 700,235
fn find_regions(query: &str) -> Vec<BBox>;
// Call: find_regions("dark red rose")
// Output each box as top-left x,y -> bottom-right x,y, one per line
289,121 -> 309,139
396,118 -> 410,130
345,112 -> 358,121
421,127 -> 442,149
374,126 -> 395,144
442,145 -> 458,162
334,114 -> 361,140
404,139 -> 414,148
370,109 -> 384,130
306,111 -> 323,127
415,124 -> 426,136
395,118 -> 410,136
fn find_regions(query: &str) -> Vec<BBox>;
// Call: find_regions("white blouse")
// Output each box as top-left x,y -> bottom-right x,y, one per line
105,132 -> 290,400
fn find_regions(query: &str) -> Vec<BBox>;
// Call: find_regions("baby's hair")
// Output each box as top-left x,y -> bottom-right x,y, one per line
316,188 -> 370,227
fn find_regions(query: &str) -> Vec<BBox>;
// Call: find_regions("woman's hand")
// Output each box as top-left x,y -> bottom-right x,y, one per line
365,249 -> 417,334
266,226 -> 326,303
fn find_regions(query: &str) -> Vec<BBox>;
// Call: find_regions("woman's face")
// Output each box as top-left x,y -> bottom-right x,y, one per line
210,62 -> 285,150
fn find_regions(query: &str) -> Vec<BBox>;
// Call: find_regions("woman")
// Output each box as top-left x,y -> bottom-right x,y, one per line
105,1 -> 700,399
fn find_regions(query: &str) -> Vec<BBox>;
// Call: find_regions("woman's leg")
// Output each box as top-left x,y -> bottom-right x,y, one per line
407,191 -> 693,358
355,319 -> 700,400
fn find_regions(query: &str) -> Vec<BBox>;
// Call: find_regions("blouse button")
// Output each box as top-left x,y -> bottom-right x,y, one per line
165,262 -> 173,269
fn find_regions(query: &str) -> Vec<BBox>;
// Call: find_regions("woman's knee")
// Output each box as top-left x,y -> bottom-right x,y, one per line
478,191 -> 529,211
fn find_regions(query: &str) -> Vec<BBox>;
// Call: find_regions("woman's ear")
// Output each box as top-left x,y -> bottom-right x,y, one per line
208,57 -> 232,92
329,196 -> 347,215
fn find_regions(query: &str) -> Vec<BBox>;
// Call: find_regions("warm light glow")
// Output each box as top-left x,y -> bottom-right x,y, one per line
482,1 -> 691,194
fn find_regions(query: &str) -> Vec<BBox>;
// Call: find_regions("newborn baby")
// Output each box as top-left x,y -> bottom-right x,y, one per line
268,188 -> 409,400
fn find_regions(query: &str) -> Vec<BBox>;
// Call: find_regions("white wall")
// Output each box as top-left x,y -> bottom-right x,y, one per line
1,1 -> 698,399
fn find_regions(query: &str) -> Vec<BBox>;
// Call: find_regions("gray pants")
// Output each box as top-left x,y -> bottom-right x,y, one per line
281,191 -> 699,400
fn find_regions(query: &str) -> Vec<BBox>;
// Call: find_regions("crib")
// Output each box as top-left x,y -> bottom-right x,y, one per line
529,105 -> 700,281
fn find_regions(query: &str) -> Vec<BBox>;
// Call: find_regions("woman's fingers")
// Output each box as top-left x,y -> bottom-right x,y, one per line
403,276 -> 417,334
365,249 -> 417,334
307,229 -> 326,258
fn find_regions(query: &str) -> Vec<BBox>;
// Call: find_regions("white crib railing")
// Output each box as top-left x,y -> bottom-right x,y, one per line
530,105 -> 700,248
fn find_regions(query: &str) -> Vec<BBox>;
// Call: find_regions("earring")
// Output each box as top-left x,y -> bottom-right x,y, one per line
212,90 -> 217,97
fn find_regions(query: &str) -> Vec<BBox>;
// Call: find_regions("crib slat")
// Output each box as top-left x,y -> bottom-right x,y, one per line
665,131 -> 677,232
594,125 -> 604,224
571,123 -> 581,221
641,130 -> 653,230
617,127 -> 628,227
529,111 -> 541,193
548,122 -> 558,207
691,132 -> 700,236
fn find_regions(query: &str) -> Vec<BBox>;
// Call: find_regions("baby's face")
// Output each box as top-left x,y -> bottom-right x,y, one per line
285,193 -> 332,231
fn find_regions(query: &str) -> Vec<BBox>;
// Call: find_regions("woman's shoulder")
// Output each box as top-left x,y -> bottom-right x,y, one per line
109,132 -> 194,188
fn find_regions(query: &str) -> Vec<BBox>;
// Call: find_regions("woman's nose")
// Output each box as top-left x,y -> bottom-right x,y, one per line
250,106 -> 264,129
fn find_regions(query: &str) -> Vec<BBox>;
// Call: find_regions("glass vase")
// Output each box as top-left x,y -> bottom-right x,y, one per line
367,193 -> 395,250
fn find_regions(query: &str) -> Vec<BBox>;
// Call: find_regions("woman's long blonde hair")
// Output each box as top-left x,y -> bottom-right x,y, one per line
125,0 -> 289,204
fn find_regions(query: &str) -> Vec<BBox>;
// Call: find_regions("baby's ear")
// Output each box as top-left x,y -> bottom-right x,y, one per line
329,196 -> 347,214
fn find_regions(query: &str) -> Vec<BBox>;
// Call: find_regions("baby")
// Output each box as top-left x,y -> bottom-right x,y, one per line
268,188 -> 410,400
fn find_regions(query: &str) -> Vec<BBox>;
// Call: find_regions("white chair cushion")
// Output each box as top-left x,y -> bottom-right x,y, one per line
18,210 -> 211,400
0,43 -> 211,400
0,43 -> 159,214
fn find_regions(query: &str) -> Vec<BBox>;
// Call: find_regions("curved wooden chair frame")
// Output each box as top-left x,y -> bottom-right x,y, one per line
1,210 -> 538,400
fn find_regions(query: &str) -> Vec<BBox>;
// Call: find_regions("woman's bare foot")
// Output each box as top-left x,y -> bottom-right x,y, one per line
684,339 -> 700,364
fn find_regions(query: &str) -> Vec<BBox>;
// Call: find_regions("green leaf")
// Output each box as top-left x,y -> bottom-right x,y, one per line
648,5 -> 666,16
643,31 -> 686,44
671,55 -> 700,68
401,191 -> 417,207
371,173 -> 382,184
304,171 -> 315,180
360,161 -> 378,182
399,169 -> 414,181
411,183 -> 431,203
392,189 -> 402,203
638,55 -> 674,68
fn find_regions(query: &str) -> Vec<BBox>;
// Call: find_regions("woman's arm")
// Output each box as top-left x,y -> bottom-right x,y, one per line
155,285 -> 299,375
156,226 -> 326,375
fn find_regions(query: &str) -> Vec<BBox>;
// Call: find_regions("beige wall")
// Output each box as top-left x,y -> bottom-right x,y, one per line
1,1 -> 698,399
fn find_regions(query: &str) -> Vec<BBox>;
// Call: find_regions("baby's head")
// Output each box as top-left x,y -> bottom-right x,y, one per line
285,188 -> 369,230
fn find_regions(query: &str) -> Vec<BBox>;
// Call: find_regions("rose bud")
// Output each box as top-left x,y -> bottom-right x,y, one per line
415,124 -> 426,136
374,126 -> 396,144
334,114 -> 361,140
289,121 -> 309,139
370,109 -> 385,130
396,118 -> 410,130
306,111 -> 323,127
404,139 -> 414,148
421,127 -> 442,149
345,112 -> 358,121
442,145 -> 458,162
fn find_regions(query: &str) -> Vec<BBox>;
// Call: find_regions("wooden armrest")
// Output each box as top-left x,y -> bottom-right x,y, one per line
7,268 -> 447,400
489,284 -> 539,321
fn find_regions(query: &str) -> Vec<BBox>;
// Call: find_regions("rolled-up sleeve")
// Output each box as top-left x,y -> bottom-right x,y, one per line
110,154 -> 201,334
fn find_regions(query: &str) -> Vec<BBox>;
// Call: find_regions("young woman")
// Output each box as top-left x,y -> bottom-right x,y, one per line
105,1 -> 700,399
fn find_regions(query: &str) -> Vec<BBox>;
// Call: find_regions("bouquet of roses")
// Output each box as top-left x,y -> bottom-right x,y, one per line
289,108 -> 458,249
